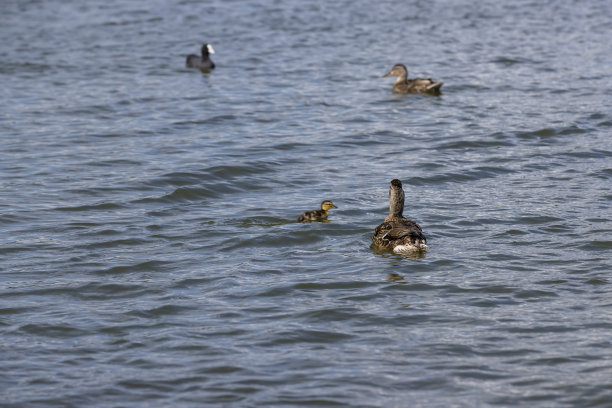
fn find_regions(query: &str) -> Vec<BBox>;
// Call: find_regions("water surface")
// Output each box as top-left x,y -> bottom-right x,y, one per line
1,0 -> 612,406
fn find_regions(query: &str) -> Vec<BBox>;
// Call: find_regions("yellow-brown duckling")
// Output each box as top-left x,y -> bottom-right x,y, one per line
298,200 -> 337,223
383,64 -> 443,95
372,179 -> 428,253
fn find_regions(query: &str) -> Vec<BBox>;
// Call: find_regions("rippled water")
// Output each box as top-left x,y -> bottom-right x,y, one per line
2,0 -> 612,406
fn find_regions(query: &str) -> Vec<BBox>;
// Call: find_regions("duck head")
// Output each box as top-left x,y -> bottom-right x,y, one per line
321,200 -> 338,211
383,64 -> 408,80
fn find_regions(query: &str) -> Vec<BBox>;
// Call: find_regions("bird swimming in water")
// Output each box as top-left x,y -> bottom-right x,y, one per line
383,64 -> 443,94
372,179 -> 428,253
298,200 -> 338,223
186,44 -> 215,70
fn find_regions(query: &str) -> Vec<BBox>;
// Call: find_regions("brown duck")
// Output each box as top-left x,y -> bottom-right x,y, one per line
383,64 -> 443,94
298,200 -> 337,223
372,179 -> 428,253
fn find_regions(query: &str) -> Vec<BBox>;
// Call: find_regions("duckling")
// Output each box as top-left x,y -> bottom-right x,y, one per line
383,64 -> 443,94
372,179 -> 428,253
298,200 -> 338,223
186,43 -> 215,70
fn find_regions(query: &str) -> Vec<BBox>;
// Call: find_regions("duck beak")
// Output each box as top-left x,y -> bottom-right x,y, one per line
207,45 -> 215,54
383,71 -> 392,78
331,204 -> 338,208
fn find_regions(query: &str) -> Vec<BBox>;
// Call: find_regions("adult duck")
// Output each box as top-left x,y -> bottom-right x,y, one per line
372,179 -> 428,252
383,64 -> 442,94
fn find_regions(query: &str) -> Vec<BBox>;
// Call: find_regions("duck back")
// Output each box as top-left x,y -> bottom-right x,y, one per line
372,218 -> 428,252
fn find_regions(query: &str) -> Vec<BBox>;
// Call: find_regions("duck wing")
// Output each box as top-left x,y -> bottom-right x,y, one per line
412,78 -> 443,93
373,219 -> 427,246
383,226 -> 426,243
298,209 -> 325,222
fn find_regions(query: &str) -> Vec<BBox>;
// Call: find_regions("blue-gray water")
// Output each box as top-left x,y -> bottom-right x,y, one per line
2,0 -> 612,406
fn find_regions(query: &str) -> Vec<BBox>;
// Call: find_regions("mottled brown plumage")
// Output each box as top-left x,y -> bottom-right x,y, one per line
372,179 -> 428,252
383,64 -> 443,95
298,200 -> 337,223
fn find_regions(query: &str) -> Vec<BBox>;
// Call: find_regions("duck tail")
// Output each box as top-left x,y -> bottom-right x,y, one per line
414,238 -> 428,250
427,81 -> 443,91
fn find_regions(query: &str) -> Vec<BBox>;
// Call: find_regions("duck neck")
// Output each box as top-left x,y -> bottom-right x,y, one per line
387,187 -> 405,220
396,71 -> 408,84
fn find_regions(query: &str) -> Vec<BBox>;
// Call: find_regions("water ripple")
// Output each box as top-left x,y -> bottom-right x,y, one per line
2,0 -> 612,407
